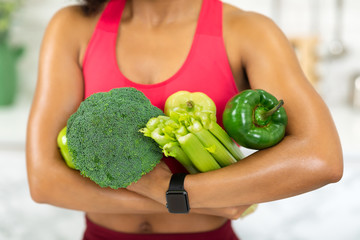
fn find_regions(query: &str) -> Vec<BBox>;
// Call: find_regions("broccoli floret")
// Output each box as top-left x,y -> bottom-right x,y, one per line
66,87 -> 164,189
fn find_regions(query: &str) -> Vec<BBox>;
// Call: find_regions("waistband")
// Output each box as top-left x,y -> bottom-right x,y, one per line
83,215 -> 239,240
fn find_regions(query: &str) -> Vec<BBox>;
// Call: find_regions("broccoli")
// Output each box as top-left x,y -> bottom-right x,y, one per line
66,87 -> 164,189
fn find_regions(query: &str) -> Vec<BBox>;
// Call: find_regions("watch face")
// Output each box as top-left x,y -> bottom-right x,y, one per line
166,191 -> 190,214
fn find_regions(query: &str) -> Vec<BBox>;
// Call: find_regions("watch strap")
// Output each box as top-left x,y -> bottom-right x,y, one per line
166,173 -> 190,214
168,173 -> 187,191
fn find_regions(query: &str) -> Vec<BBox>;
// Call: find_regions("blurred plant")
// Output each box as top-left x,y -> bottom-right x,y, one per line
0,0 -> 21,43
0,0 -> 23,106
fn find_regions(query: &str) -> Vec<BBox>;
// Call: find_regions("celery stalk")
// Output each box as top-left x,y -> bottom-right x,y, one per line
145,117 -> 161,131
163,142 -> 199,174
187,120 -> 237,167
148,128 -> 173,146
176,133 -> 221,172
240,204 -> 259,218
208,122 -> 245,161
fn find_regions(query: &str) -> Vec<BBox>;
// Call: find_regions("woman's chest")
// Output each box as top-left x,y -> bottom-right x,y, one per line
116,22 -> 198,85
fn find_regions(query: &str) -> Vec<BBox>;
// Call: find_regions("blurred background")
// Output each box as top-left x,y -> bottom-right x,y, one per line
0,0 -> 359,239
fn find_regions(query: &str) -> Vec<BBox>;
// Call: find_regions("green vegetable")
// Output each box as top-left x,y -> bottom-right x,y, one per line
164,91 -> 217,129
142,90 -> 257,218
141,91 -> 244,173
140,115 -> 200,174
223,89 -> 288,150
58,87 -> 164,189
57,126 -> 75,169
187,119 -> 237,167
163,142 -> 199,174
177,132 -> 221,172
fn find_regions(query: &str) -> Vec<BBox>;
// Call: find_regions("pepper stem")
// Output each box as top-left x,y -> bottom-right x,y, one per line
186,100 -> 195,110
264,100 -> 284,118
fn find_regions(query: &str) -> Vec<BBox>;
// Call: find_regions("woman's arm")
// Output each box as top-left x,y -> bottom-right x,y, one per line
187,13 -> 343,208
127,12 -> 343,209
26,6 -> 167,214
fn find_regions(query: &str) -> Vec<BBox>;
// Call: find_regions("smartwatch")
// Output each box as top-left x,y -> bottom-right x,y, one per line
166,173 -> 190,214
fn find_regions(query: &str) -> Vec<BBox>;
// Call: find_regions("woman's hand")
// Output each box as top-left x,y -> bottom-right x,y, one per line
127,162 -> 254,220
126,162 -> 257,220
127,161 -> 172,205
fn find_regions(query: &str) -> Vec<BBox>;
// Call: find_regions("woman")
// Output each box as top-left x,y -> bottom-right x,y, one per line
26,0 -> 343,239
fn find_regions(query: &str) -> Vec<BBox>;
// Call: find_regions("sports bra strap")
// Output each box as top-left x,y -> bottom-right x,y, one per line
97,0 -> 126,32
196,0 -> 223,36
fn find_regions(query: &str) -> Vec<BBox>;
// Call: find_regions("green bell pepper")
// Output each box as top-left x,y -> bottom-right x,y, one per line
223,89 -> 288,149
57,126 -> 75,169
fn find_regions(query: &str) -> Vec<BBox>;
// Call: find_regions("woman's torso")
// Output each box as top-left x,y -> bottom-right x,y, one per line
74,0 -> 249,233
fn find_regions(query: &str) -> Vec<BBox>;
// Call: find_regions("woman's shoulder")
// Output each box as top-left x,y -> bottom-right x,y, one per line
222,2 -> 289,57
42,4 -> 104,64
47,5 -> 101,33
222,3 -> 282,41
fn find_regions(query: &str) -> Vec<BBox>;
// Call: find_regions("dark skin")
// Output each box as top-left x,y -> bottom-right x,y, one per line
26,0 -> 343,234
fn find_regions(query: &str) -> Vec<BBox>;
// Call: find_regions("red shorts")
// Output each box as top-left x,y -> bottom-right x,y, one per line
83,216 -> 240,240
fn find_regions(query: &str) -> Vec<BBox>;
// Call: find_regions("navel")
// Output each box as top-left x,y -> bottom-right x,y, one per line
138,221 -> 153,233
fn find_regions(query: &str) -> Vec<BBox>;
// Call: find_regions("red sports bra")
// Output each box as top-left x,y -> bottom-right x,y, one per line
82,0 -> 239,173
